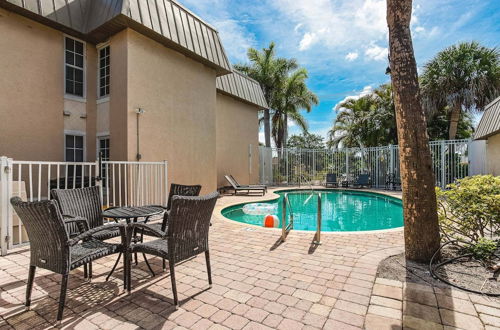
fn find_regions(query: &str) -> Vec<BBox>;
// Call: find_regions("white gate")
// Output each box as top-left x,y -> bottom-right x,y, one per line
0,157 -> 168,255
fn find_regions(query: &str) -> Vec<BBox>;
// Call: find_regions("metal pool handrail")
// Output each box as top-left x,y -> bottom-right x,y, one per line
281,193 -> 294,242
313,193 -> 322,245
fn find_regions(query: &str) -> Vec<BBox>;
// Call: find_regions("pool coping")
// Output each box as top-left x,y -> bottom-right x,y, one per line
215,187 -> 404,235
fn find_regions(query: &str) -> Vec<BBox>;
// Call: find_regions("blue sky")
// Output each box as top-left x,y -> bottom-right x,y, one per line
181,0 -> 500,143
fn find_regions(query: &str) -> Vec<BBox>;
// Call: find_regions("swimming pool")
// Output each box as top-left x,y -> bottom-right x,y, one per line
221,189 -> 403,232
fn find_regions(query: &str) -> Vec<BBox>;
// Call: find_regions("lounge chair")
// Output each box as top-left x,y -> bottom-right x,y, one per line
353,174 -> 372,188
325,173 -> 338,188
126,192 -> 219,308
225,175 -> 267,196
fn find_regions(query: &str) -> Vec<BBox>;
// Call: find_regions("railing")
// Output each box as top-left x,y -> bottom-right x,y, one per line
313,193 -> 321,245
0,157 -> 168,255
281,193 -> 294,242
259,139 -> 484,189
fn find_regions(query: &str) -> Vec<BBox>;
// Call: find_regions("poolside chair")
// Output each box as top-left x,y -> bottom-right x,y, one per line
230,175 -> 268,191
143,183 -> 202,270
225,175 -> 267,196
10,197 -> 125,323
353,174 -> 372,188
325,174 -> 338,188
51,186 -> 121,279
125,192 -> 219,308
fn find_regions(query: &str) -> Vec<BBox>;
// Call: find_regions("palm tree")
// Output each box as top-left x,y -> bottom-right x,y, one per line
272,68 -> 319,148
327,96 -> 374,149
387,0 -> 440,262
421,42 -> 500,139
235,43 -> 297,147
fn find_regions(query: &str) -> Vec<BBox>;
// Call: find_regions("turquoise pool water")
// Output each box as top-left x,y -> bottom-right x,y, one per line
221,190 -> 403,232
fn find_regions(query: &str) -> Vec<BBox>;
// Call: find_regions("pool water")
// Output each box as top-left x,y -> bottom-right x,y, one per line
221,190 -> 403,232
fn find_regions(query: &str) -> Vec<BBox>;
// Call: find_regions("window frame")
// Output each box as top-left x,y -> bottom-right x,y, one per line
97,44 -> 110,99
64,35 -> 86,99
97,135 -> 110,161
64,131 -> 86,163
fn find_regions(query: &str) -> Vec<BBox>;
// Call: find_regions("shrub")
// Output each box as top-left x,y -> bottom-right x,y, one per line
469,238 -> 498,260
436,175 -> 500,244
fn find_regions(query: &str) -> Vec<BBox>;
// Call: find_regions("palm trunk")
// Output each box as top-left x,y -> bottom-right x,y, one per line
448,103 -> 461,140
387,0 -> 441,262
283,113 -> 288,147
264,109 -> 271,148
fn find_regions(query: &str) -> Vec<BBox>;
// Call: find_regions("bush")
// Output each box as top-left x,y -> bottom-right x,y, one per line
436,175 -> 500,244
469,238 -> 498,260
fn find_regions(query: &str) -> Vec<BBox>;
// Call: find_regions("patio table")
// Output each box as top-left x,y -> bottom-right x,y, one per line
103,205 -> 165,279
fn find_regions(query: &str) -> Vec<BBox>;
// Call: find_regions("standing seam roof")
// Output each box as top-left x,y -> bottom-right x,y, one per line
216,71 -> 268,109
474,96 -> 500,140
0,0 -> 232,74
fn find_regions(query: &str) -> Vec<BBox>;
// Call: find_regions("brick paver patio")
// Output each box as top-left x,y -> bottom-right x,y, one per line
1,188 -> 499,329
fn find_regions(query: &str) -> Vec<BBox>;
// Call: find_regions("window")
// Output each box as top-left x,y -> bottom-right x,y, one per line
65,135 -> 84,162
98,137 -> 110,160
98,46 -> 110,97
65,37 -> 85,97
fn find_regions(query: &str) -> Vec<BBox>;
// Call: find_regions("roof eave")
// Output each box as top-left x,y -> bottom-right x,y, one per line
216,89 -> 267,109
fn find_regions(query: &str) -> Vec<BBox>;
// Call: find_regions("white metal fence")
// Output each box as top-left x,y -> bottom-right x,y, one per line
259,139 -> 480,189
0,157 -> 168,255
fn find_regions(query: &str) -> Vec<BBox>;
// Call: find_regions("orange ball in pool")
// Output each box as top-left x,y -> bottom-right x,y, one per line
264,215 -> 278,228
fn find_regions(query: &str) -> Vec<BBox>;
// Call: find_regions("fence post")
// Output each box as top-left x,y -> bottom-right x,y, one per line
345,148 -> 349,183
440,140 -> 446,188
163,160 -> 168,206
0,157 -> 13,256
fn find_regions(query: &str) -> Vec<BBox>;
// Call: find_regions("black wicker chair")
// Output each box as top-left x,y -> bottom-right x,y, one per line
51,186 -> 122,280
10,197 -> 125,323
147,183 -> 202,232
51,186 -> 120,240
126,192 -> 218,308
145,183 -> 202,271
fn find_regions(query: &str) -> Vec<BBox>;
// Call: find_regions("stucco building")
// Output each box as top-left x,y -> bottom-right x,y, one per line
0,0 -> 267,193
475,96 -> 500,176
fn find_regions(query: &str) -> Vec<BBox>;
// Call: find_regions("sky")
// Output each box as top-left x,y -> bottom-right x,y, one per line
180,0 -> 500,144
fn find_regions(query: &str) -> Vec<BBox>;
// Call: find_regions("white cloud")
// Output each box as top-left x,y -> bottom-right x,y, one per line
345,52 -> 359,61
415,26 -> 425,33
365,44 -> 388,61
334,85 -> 373,111
299,32 -> 318,51
211,19 -> 257,62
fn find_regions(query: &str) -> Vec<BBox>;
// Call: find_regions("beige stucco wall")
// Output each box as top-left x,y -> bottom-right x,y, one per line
487,134 -> 500,176
117,29 -> 218,193
216,93 -> 260,188
0,8 -> 64,161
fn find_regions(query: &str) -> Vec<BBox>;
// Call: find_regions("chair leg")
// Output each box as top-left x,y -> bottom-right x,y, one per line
25,265 -> 36,310
88,262 -> 93,282
56,274 -> 69,323
126,251 -> 132,294
162,258 -> 166,271
106,251 -> 122,282
205,251 -> 212,287
83,263 -> 88,279
168,262 -> 178,308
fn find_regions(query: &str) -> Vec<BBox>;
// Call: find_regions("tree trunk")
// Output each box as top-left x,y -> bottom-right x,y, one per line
387,0 -> 441,262
448,103 -> 461,140
264,109 -> 271,148
284,113 -> 288,147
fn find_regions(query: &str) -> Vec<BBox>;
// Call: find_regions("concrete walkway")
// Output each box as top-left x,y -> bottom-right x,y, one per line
0,188 -> 499,329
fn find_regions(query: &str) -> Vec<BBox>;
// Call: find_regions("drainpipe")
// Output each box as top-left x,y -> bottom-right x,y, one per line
135,108 -> 145,161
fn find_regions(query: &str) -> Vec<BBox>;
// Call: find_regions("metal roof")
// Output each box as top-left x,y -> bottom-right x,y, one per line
0,0 -> 232,75
475,96 -> 500,140
216,71 -> 268,109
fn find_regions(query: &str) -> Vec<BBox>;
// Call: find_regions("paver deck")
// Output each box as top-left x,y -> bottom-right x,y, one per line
1,188 -> 499,329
